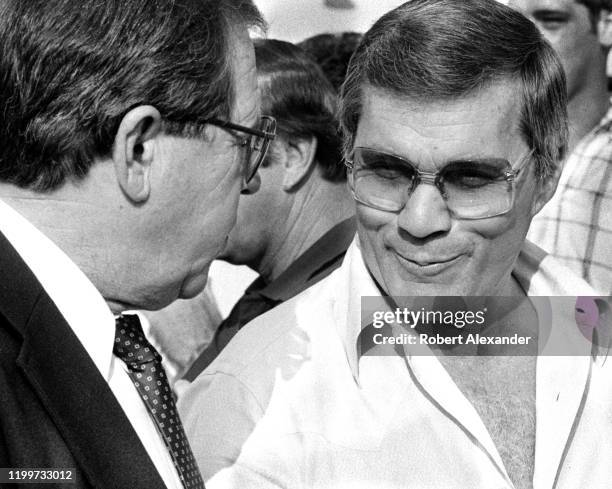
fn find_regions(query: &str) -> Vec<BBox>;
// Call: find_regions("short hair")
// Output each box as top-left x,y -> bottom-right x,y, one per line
578,0 -> 612,15
255,39 -> 345,182
298,32 -> 363,92
577,0 -> 612,29
340,0 -> 568,184
0,0 -> 263,191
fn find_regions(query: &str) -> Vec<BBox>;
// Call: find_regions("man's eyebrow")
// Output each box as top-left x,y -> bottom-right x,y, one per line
360,150 -> 508,168
531,8 -> 571,20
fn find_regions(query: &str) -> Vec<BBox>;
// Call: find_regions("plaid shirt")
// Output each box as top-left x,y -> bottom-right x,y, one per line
528,104 -> 612,295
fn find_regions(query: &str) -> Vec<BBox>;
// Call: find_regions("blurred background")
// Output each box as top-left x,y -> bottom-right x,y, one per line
253,0 -> 406,42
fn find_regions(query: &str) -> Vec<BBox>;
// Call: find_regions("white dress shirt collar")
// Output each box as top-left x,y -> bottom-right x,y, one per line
332,236 -> 602,486
0,198 -> 115,381
337,236 -> 599,382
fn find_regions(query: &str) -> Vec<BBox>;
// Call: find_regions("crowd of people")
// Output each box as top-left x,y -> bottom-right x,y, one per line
0,0 -> 611,488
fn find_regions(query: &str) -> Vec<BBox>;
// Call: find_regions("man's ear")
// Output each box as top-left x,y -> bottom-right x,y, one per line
282,135 -> 318,191
532,158 -> 562,216
597,9 -> 612,48
112,105 -> 162,203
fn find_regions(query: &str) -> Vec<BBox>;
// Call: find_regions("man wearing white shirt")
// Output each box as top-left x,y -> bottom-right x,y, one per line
0,1 -> 274,488
512,0 -> 612,294
180,1 -> 612,488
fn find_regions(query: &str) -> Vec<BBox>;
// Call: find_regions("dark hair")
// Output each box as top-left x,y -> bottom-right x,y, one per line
297,32 -> 363,92
340,0 -> 568,184
0,0 -> 263,191
255,39 -> 345,182
578,0 -> 612,29
580,0 -> 612,9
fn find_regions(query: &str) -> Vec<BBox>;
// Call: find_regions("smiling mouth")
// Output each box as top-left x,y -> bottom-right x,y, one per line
394,253 -> 464,276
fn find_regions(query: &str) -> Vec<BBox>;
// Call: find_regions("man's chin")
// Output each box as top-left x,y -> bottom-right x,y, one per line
178,267 -> 210,300
385,280 -> 469,298
382,267 -> 475,297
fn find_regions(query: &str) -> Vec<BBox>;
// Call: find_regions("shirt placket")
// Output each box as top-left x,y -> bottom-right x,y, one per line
406,354 -> 515,488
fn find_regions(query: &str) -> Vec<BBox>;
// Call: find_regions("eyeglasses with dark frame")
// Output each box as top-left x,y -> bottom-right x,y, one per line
344,146 -> 534,220
205,115 -> 277,183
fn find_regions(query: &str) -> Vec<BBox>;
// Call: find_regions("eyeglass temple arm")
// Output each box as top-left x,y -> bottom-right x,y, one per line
205,117 -> 276,140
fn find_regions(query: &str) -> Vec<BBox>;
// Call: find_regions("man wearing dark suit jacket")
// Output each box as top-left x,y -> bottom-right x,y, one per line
0,1 -> 273,487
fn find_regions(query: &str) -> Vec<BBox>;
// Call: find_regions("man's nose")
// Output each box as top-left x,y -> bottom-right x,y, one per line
396,182 -> 452,239
241,171 -> 261,195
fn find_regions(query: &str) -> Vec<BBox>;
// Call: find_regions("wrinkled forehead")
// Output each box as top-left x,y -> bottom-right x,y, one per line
228,28 -> 260,124
353,81 -> 527,165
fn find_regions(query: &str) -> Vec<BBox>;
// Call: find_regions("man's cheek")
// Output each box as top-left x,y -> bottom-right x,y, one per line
465,213 -> 517,240
356,205 -> 392,230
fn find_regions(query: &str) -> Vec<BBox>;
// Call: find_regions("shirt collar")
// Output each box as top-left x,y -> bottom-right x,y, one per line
336,238 -> 599,382
334,237 -> 383,382
0,199 -> 116,381
258,217 -> 357,302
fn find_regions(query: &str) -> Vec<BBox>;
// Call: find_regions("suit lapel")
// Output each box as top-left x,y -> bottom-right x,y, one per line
0,232 -> 166,489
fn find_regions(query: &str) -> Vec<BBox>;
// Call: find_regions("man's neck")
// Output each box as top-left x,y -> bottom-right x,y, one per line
0,175 -> 139,314
256,180 -> 354,283
567,72 -> 610,152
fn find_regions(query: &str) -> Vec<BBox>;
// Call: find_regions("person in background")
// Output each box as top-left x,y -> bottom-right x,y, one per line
0,1 -> 271,487
514,0 -> 612,293
184,39 -> 356,380
179,1 -> 611,487
298,32 -> 363,92
142,283 -> 223,384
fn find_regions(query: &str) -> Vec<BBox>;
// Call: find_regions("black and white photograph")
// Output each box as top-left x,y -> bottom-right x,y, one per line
1,0 -> 611,488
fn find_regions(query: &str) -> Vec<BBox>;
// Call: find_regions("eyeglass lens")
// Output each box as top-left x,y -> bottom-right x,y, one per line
245,117 -> 276,183
352,148 -> 515,219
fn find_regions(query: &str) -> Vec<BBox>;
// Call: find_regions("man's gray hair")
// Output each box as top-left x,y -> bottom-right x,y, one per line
340,0 -> 568,184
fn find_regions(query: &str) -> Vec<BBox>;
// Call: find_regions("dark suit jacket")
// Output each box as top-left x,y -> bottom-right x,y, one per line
0,231 -> 167,489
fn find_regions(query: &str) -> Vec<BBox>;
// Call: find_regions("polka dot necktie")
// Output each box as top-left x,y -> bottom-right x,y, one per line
114,314 -> 205,489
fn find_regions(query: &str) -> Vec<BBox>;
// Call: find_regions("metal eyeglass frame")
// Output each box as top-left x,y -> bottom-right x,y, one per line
344,147 -> 535,220
205,115 -> 277,183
